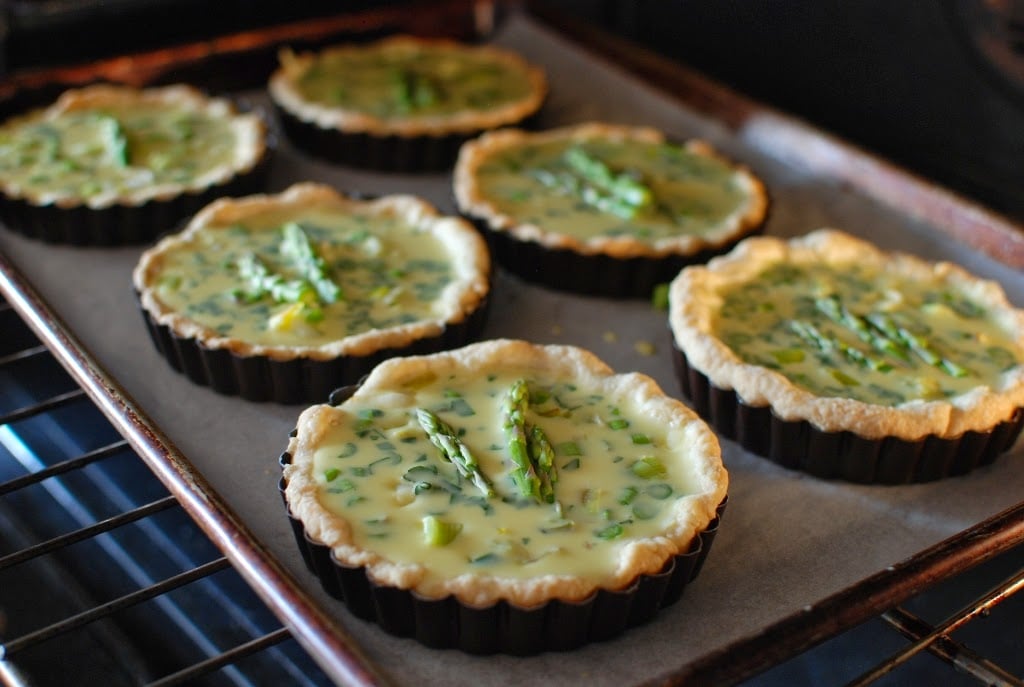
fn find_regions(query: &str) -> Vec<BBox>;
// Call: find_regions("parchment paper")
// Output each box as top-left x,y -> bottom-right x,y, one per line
1,13 -> 1021,686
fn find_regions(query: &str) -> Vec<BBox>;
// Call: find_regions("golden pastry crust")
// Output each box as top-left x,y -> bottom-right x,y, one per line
282,339 -> 727,608
453,122 -> 768,260
669,229 -> 1024,440
0,84 -> 266,209
133,182 -> 490,362
268,35 -> 547,138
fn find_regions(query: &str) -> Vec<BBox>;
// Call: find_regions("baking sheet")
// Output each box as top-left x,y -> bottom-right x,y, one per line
1,12 -> 1023,686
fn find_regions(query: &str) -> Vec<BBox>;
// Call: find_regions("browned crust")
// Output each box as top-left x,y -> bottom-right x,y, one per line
133,182 -> 491,362
669,229 -> 1024,440
267,35 -> 548,138
282,339 -> 728,607
0,83 -> 267,210
453,122 -> 769,260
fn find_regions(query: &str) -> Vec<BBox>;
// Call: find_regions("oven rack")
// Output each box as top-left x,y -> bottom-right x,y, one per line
2,278 -> 1023,686
0,296 -> 332,686
0,2 -> 1023,684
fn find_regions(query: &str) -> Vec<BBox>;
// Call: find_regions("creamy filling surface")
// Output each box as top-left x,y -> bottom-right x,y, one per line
473,139 -> 754,242
0,104 -> 239,200
713,261 -> 1024,405
310,369 -> 705,583
149,207 -> 454,347
295,44 -> 535,118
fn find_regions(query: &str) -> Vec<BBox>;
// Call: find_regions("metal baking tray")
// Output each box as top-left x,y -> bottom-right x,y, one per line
1,3 -> 1022,685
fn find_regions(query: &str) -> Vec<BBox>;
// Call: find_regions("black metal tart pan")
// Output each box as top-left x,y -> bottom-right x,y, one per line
672,343 -> 1024,484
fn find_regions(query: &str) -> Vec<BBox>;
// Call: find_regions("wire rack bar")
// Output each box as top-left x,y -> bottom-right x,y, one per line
0,494 -> 179,571
145,627 -> 292,687
0,389 -> 86,426
0,557 -> 232,660
0,439 -> 129,496
882,606 -> 1023,687
0,344 -> 47,366
847,567 -> 1024,686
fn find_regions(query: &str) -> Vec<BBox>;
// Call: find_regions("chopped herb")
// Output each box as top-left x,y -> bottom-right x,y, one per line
594,523 -> 625,540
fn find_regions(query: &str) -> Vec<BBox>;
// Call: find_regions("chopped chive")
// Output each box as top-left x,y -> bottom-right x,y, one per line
324,468 -> 340,482
608,418 -> 630,430
630,433 -> 652,445
594,523 -> 624,540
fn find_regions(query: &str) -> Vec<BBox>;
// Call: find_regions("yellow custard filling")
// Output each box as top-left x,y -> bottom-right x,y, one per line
472,137 -> 755,243
148,205 -> 458,348
714,261 -> 1024,406
308,367 -> 710,585
289,40 -> 537,120
0,87 -> 251,204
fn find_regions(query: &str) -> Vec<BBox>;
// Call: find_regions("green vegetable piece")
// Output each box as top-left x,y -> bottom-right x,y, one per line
503,379 -> 542,501
772,348 -> 805,364
529,423 -> 558,504
631,503 -> 658,520
323,468 -> 340,482
280,222 -> 341,303
651,282 -> 670,311
100,115 -> 129,167
645,483 -> 674,500
630,433 -> 652,445
608,418 -> 630,431
564,146 -> 653,213
594,523 -> 625,540
422,515 -> 462,546
631,456 -> 667,479
416,408 -> 495,498
558,441 -> 583,456
617,486 -> 639,505
234,251 -> 316,305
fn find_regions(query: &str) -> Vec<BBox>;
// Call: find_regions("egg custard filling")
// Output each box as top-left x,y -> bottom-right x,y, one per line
670,229 -> 1024,440
134,183 -> 489,360
0,84 -> 264,208
454,123 -> 768,258
269,36 -> 546,136
283,340 -> 727,607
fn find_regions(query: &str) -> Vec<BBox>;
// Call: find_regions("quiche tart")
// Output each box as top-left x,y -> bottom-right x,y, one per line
453,122 -> 769,298
133,183 -> 490,404
0,84 -> 268,245
280,339 -> 727,653
268,35 -> 547,172
669,229 -> 1024,483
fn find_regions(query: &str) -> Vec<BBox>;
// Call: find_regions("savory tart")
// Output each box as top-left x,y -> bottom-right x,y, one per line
669,229 -> 1024,483
133,183 -> 490,404
453,122 -> 769,298
268,35 -> 547,172
0,83 -> 268,245
280,339 -> 727,652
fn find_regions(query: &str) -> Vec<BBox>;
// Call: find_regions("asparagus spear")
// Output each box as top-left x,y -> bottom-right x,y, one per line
416,408 -> 495,498
789,319 -> 891,372
528,423 -> 558,504
503,379 -> 542,501
393,70 -> 441,112
99,115 -> 129,167
234,251 -> 316,305
280,222 -> 341,303
564,146 -> 652,210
